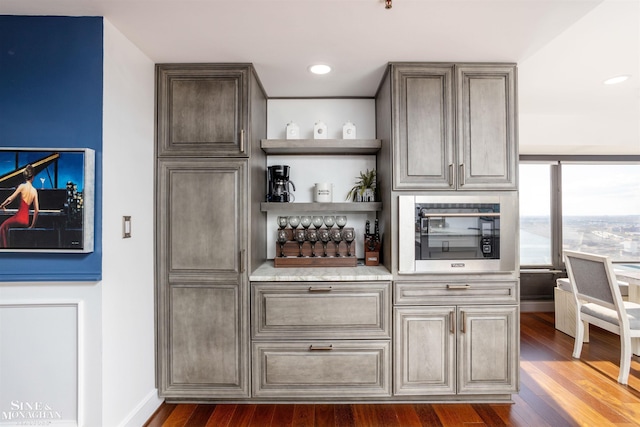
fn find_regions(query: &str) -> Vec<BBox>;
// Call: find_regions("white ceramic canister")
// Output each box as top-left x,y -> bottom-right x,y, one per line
286,121 -> 300,140
313,121 -> 328,139
314,183 -> 333,202
342,121 -> 356,139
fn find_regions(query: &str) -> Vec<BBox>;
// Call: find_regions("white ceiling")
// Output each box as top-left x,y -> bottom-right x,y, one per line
2,0 -> 639,152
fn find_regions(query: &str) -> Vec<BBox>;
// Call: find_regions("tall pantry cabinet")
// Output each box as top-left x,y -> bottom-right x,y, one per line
155,64 -> 267,399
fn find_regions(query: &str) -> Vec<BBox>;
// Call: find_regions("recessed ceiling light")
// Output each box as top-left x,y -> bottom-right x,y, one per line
309,64 -> 331,75
603,75 -> 630,85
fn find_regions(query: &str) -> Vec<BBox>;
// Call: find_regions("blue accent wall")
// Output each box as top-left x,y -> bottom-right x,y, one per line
0,16 -> 103,281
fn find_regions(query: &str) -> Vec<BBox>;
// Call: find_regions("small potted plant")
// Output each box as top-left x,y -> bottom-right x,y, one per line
346,168 -> 376,202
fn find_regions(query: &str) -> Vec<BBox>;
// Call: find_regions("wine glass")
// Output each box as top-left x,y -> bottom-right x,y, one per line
288,216 -> 300,229
277,229 -> 288,257
300,216 -> 312,230
331,228 -> 342,257
318,228 -> 330,257
336,215 -> 347,230
306,228 -> 318,257
312,216 -> 324,229
343,228 -> 355,257
323,216 -> 335,228
295,228 -> 306,257
277,216 -> 288,230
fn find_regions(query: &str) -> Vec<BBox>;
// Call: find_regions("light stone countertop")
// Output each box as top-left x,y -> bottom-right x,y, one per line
250,260 -> 392,282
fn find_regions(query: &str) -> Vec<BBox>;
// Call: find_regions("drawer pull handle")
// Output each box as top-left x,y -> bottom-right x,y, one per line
308,286 -> 333,292
447,284 -> 471,290
309,345 -> 333,351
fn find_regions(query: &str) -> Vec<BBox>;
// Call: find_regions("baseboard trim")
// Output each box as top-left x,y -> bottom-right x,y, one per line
118,388 -> 163,427
521,300 -> 554,313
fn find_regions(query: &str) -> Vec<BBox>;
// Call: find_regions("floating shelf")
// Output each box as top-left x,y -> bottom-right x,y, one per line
261,202 -> 382,213
261,139 -> 381,155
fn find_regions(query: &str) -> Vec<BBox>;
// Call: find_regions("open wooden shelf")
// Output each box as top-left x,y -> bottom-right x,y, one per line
261,139 -> 381,155
261,202 -> 381,213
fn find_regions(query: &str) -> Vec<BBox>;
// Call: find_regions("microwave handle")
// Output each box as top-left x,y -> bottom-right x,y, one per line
420,212 -> 500,218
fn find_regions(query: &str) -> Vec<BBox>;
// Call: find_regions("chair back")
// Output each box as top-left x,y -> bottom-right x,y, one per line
564,250 -> 627,322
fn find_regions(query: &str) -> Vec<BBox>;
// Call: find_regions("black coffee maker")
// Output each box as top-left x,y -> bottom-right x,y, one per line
267,165 -> 296,202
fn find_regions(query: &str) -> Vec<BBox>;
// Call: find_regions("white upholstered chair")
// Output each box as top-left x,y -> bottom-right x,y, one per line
564,250 -> 640,385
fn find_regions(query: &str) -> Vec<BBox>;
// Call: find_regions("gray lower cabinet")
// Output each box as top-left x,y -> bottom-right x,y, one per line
394,304 -> 519,396
251,282 -> 392,398
168,284 -> 246,394
252,341 -> 391,398
157,158 -> 249,398
386,62 -> 517,191
393,279 -> 519,397
457,305 -> 519,394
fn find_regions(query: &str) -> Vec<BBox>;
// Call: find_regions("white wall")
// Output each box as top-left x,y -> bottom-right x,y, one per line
102,19 -> 160,427
0,284 -> 102,427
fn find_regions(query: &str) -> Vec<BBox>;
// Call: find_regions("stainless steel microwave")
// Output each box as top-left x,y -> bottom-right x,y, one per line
398,193 -> 518,274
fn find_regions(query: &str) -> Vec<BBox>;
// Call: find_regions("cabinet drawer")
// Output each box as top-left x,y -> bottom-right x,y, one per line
252,282 -> 391,339
395,280 -> 518,305
252,340 -> 391,398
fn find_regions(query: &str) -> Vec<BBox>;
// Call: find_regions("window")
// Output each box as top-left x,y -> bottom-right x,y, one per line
562,164 -> 640,262
519,164 -> 552,266
519,159 -> 640,267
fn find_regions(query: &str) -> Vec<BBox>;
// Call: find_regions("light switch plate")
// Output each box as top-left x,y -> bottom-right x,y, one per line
123,216 -> 131,238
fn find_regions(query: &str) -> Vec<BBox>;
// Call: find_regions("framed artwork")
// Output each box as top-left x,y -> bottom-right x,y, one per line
0,148 -> 95,253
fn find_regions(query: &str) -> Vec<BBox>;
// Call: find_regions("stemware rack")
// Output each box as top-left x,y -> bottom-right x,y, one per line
273,227 -> 357,268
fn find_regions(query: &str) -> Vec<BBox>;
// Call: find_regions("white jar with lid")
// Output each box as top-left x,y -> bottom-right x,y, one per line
285,121 -> 300,140
343,121 -> 356,139
313,121 -> 328,139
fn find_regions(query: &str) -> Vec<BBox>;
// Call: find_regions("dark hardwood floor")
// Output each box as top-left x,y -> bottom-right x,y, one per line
145,312 -> 640,426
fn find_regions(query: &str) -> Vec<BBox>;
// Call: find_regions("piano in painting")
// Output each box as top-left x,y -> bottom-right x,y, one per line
0,152 -> 84,250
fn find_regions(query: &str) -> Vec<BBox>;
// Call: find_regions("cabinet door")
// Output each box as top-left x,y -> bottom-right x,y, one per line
457,305 -> 518,394
157,64 -> 249,157
157,158 -> 246,277
393,65 -> 455,190
162,284 -> 248,398
156,158 -> 248,397
393,306 -> 456,395
456,65 -> 517,190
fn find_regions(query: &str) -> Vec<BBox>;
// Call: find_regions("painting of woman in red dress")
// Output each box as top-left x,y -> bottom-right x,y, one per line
0,164 -> 40,248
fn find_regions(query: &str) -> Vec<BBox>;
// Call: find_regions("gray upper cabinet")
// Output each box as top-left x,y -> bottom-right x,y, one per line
156,64 -> 251,157
456,65 -> 517,190
393,64 -> 455,190
389,63 -> 517,191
